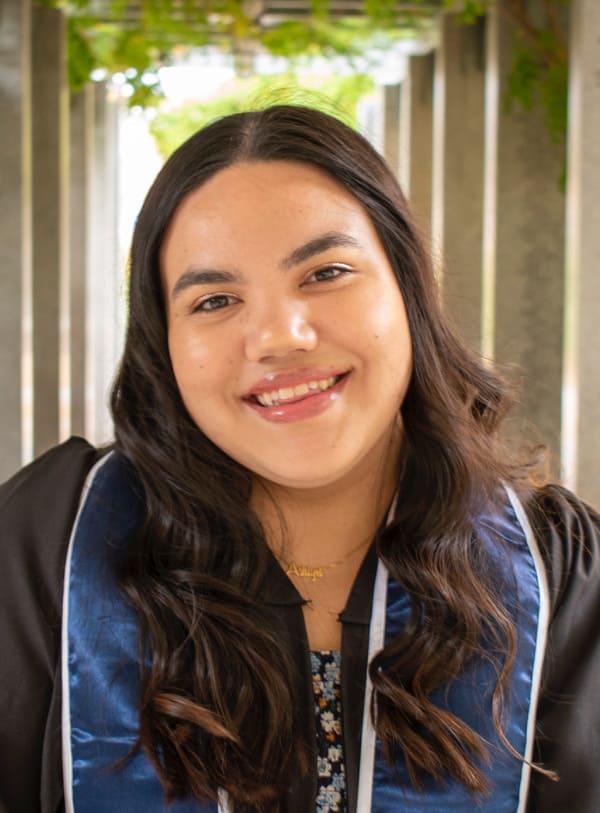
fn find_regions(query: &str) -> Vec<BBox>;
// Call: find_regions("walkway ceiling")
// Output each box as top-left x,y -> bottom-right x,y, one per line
80,1 -> 444,30
69,1 -> 444,81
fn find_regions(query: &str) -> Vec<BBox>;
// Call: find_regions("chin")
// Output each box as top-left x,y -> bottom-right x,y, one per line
253,462 -> 365,493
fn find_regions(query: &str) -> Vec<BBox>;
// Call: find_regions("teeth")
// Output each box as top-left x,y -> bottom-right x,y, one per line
255,376 -> 338,407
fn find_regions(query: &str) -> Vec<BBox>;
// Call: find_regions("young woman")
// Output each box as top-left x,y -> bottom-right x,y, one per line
1,105 -> 599,813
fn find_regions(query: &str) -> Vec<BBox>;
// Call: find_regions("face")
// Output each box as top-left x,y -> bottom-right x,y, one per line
161,160 -> 412,493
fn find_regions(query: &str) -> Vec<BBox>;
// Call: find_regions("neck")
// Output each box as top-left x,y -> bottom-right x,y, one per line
251,448 -> 399,567
252,438 -> 401,651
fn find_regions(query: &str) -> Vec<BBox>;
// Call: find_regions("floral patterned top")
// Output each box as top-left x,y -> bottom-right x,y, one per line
310,650 -> 347,812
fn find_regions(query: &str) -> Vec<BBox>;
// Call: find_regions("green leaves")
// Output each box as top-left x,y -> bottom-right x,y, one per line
507,35 -> 539,112
539,61 -> 568,145
48,0 -> 441,96
66,18 -> 96,90
441,0 -> 488,24
505,16 -> 568,146
45,0 -> 570,149
149,72 -> 375,159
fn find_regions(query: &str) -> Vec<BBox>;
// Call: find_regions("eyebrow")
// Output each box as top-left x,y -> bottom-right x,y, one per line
280,231 -> 361,269
169,231 -> 361,300
170,268 -> 241,300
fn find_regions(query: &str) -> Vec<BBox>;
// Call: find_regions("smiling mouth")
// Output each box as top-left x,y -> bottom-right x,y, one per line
249,373 -> 348,408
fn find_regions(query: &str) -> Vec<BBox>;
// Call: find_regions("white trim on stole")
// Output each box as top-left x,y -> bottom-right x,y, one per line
61,470 -> 548,813
355,560 -> 389,811
354,490 -> 551,813
60,451 -> 230,813
61,452 -> 114,813
505,486 -> 551,813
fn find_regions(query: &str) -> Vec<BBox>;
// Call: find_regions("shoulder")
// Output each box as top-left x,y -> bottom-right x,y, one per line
0,441 -> 103,810
523,484 -> 600,609
0,437 -> 103,625
520,489 -> 600,809
0,435 -> 100,512
521,482 -> 600,692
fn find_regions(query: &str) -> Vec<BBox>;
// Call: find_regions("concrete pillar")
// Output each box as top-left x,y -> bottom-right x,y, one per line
358,85 -> 385,155
484,2 -> 566,467
562,0 -> 600,506
102,95 -> 124,436
86,83 -> 122,445
31,5 -> 69,456
0,0 -> 32,480
383,83 -> 401,178
434,15 -> 486,350
401,53 -> 434,238
69,86 -> 93,438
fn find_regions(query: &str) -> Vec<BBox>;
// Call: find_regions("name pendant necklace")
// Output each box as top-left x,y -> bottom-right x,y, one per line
281,534 -> 372,583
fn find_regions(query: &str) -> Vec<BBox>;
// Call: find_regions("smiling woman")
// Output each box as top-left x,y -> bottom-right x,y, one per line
1,106 -> 599,813
161,160 -> 411,491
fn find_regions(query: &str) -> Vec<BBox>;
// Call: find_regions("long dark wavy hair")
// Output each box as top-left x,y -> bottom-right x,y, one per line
111,105 -> 527,809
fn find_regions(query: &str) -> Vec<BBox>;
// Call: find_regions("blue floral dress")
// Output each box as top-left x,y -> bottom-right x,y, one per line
310,650 -> 347,812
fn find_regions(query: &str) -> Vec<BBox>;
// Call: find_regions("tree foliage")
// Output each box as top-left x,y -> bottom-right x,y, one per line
42,0 -> 441,104
149,72 -> 375,159
500,0 -> 569,144
41,0 -> 570,143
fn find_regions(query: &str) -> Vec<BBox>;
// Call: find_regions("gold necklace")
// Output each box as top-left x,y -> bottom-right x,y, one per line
281,536 -> 372,582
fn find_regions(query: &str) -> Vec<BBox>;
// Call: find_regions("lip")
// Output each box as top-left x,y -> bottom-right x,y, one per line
245,367 -> 349,397
243,370 -> 350,424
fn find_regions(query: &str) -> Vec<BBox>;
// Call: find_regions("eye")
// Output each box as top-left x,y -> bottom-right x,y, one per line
305,264 -> 352,284
193,293 -> 239,313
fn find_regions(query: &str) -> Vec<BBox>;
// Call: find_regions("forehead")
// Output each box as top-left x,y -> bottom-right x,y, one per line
161,160 -> 376,249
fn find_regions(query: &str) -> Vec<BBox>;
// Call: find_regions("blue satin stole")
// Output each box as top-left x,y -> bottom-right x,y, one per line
367,490 -> 548,812
62,451 -> 547,812
62,452 -> 217,813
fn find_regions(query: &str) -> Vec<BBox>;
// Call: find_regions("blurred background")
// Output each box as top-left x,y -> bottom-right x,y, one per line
1,0 -> 599,505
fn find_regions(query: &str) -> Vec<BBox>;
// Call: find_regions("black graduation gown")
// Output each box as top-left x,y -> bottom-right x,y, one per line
1,438 -> 599,812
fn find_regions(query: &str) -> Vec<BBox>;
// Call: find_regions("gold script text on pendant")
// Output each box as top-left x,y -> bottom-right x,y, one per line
286,562 -> 324,581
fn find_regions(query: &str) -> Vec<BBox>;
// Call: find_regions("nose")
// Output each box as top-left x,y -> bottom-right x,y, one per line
243,298 -> 318,362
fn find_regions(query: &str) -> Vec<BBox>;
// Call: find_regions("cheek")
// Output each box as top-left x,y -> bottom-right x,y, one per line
366,292 -> 411,348
168,329 -> 240,408
168,330 -> 211,392
371,303 -> 413,387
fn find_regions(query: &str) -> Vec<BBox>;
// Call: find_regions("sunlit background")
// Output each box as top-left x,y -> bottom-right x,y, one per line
2,0 -> 599,505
